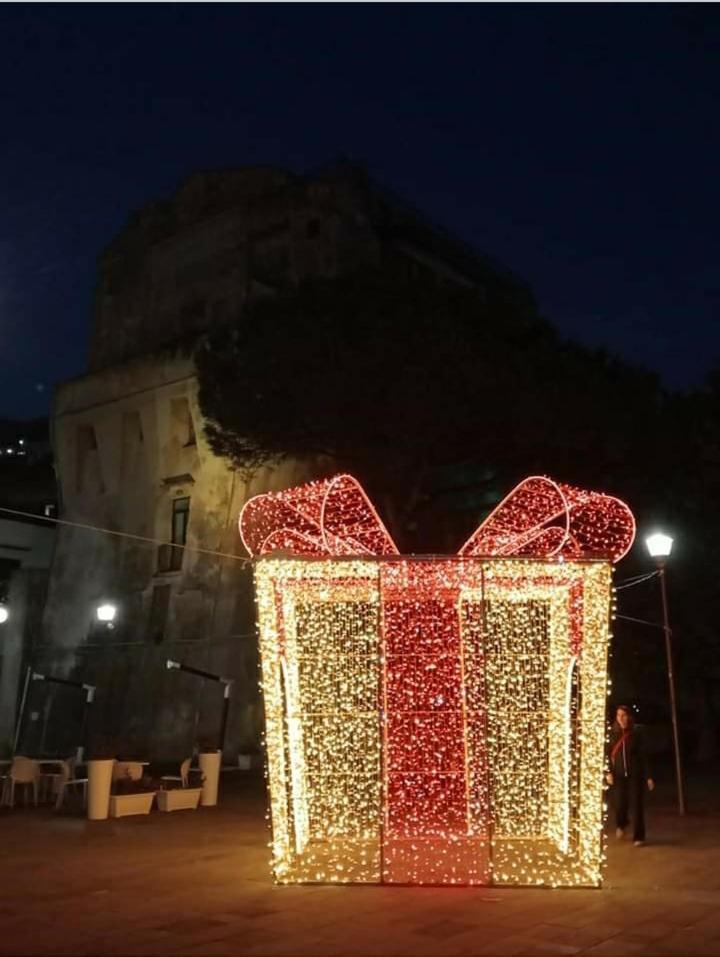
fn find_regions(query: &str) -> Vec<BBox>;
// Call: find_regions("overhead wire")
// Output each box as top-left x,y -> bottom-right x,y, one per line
0,504 -> 253,566
615,613 -> 668,631
614,570 -> 660,590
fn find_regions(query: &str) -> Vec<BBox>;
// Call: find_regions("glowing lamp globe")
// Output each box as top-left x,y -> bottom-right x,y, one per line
95,603 -> 117,623
0,605 -> 8,624
646,533 -> 673,559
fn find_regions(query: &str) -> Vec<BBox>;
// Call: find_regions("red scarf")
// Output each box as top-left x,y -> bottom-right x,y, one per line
610,729 -> 631,762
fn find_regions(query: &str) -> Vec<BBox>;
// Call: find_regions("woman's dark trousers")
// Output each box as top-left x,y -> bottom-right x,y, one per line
614,775 -> 645,841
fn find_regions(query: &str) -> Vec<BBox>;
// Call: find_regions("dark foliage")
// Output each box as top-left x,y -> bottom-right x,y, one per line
197,268 -> 659,547
195,267 -> 720,760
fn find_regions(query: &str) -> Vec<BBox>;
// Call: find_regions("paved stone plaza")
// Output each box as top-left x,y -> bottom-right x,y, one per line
2,773 -> 720,956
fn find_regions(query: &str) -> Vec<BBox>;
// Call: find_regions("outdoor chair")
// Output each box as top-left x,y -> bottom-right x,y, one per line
112,761 -> 144,783
2,757 -> 40,808
54,759 -> 88,811
160,757 -> 191,789
41,757 -> 76,803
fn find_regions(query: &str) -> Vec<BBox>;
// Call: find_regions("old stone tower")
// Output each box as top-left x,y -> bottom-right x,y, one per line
32,162 -> 530,760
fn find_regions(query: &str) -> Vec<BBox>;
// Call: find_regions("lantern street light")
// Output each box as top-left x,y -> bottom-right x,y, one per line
646,533 -> 673,560
95,603 -> 117,626
645,531 -> 685,815
0,605 -> 8,624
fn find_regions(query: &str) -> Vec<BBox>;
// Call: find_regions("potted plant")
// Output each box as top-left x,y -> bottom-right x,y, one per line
109,771 -> 157,818
157,772 -> 203,813
197,739 -> 221,807
87,737 -> 116,821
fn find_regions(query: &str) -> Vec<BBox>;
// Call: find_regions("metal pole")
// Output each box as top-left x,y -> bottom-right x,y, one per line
78,685 -> 95,763
658,562 -> 686,815
167,660 -> 224,682
12,665 -> 32,754
218,682 -> 232,753
167,660 -> 233,754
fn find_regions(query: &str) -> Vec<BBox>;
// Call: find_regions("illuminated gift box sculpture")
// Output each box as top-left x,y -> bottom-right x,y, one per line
241,475 -> 635,887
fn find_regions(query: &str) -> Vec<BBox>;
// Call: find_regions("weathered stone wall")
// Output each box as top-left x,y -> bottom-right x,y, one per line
40,354 -> 313,759
0,568 -> 51,752
88,163 -> 533,373
90,167 -> 381,371
0,520 -> 55,753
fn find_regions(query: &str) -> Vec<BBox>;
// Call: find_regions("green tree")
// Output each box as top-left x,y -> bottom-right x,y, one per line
196,267 -> 660,550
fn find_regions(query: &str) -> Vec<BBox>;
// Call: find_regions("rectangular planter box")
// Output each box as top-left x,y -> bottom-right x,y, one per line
157,788 -> 202,812
109,791 -> 156,818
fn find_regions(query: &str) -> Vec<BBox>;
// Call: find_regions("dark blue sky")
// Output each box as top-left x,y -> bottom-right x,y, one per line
2,4 -> 719,418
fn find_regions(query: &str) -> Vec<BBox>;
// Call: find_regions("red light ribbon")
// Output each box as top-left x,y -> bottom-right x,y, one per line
246,474 -> 634,883
240,473 -> 635,562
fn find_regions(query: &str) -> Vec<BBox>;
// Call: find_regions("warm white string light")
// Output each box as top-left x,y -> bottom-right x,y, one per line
256,557 -> 613,887
247,473 -> 631,888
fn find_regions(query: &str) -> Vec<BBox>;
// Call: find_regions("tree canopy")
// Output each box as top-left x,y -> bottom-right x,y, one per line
196,266 -> 720,757
197,267 -> 662,549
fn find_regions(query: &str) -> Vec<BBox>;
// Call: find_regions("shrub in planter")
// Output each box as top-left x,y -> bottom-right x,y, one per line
109,772 -> 158,818
112,772 -> 158,795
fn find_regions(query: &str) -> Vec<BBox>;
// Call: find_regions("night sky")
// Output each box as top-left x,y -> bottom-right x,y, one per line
2,4 -> 719,419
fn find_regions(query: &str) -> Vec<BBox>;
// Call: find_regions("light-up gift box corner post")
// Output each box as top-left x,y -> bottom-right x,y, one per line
241,475 -> 635,888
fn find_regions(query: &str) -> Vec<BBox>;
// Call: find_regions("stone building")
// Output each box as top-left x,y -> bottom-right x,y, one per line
0,420 -> 56,753
38,162 -> 531,760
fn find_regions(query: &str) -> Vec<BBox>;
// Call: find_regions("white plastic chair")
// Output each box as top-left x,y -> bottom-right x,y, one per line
3,757 -> 40,807
41,757 -> 75,803
112,761 -> 144,783
54,759 -> 88,811
161,758 -> 191,790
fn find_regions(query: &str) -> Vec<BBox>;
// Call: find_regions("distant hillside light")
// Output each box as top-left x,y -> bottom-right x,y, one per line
0,605 -> 8,624
646,532 -> 673,559
95,602 -> 117,623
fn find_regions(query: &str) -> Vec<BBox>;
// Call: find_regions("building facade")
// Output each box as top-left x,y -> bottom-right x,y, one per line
39,162 -> 531,760
0,420 -> 56,753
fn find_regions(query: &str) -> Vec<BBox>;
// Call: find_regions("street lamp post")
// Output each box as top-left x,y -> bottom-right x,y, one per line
166,659 -> 234,753
645,532 -> 686,815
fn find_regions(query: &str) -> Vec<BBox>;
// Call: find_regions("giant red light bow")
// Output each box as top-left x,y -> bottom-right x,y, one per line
240,472 -> 635,561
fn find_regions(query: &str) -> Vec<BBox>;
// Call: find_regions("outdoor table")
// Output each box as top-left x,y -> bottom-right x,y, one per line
113,760 -> 150,779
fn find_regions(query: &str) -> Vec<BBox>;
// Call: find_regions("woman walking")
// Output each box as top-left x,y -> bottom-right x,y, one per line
607,705 -> 655,846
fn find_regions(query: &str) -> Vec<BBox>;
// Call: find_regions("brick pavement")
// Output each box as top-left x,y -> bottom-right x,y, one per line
1,773 -> 720,956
